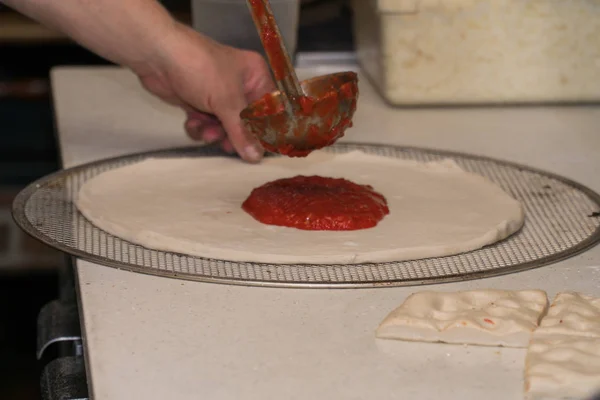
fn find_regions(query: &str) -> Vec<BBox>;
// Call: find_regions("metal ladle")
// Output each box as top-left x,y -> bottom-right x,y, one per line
240,0 -> 359,157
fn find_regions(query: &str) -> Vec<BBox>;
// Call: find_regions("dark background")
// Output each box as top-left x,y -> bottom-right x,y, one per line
0,0 -> 354,398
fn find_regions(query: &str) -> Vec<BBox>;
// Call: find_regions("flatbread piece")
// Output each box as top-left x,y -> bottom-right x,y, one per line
525,292 -> 600,400
376,289 -> 549,348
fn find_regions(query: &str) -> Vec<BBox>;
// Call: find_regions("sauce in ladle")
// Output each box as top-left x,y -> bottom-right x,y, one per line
248,0 -> 357,157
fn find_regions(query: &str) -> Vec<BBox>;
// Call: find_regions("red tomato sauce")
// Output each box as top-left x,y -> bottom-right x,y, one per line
242,175 -> 390,231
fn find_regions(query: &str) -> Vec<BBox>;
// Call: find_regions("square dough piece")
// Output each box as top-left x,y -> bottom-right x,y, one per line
524,292 -> 600,400
376,289 -> 549,348
524,336 -> 600,400
533,292 -> 600,339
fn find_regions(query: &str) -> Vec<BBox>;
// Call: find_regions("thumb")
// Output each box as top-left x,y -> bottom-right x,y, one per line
245,72 -> 276,104
242,51 -> 277,104
215,99 -> 264,163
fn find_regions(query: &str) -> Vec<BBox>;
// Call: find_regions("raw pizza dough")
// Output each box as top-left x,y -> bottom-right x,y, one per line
75,150 -> 524,264
532,291 -> 600,339
525,337 -> 600,400
376,289 -> 549,348
524,292 -> 600,400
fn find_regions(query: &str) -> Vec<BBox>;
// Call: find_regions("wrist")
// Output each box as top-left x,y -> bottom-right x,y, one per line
134,22 -> 224,85
125,15 -> 183,77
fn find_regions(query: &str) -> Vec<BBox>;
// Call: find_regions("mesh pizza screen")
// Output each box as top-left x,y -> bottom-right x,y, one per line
12,143 -> 600,288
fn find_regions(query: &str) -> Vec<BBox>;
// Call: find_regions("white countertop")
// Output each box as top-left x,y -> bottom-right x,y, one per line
51,64 -> 600,400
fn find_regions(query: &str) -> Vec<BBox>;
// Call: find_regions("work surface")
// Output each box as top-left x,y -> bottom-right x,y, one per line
51,63 -> 600,400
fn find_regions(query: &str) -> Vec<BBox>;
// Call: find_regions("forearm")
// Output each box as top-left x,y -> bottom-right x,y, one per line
1,0 -> 178,73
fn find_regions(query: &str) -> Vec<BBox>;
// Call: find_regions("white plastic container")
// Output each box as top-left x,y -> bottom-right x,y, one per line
351,0 -> 600,105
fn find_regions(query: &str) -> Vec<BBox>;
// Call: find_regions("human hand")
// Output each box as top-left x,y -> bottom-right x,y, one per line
135,23 -> 275,162
2,0 -> 273,161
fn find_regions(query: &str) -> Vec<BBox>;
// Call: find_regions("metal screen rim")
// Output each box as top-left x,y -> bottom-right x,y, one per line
11,142 -> 600,289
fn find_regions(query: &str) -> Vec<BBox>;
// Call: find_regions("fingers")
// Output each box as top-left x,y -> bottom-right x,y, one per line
216,110 -> 264,163
209,51 -> 273,162
242,51 -> 277,103
221,138 -> 235,154
180,50 -> 273,163
214,53 -> 267,162
183,110 -> 243,156
184,111 -> 225,142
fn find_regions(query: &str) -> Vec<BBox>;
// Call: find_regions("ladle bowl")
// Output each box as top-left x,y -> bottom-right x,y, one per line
240,71 -> 359,157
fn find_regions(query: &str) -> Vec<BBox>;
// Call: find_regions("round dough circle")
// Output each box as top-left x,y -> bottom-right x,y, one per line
75,151 -> 524,264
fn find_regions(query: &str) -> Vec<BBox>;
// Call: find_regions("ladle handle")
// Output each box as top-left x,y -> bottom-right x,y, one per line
246,0 -> 303,101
